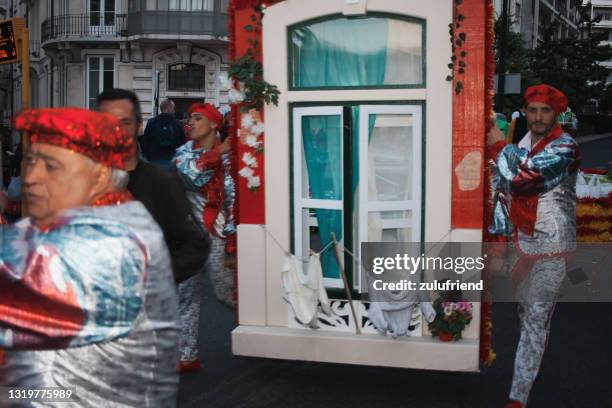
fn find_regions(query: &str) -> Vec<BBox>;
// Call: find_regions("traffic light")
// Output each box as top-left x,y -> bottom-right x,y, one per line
0,18 -> 26,65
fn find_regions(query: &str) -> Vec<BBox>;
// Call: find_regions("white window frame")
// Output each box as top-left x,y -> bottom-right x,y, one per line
86,55 -> 116,109
356,105 -> 422,289
292,106 -> 344,289
88,0 -> 118,32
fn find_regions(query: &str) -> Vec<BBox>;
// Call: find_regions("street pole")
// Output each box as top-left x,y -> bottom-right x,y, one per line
17,23 -> 28,110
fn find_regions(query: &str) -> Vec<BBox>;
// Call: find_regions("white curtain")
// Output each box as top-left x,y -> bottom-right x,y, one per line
383,20 -> 423,85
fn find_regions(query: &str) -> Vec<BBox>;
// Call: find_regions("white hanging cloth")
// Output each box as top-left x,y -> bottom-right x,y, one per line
368,300 -> 435,339
281,253 -> 332,328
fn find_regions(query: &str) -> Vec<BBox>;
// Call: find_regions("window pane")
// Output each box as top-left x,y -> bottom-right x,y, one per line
192,0 -> 203,11
103,70 -> 114,89
90,0 -> 101,12
103,57 -> 114,71
104,0 -> 115,12
89,57 -> 100,71
90,12 -> 100,26
368,211 -> 412,242
89,71 -> 100,103
290,16 -> 423,88
299,208 -> 343,281
168,63 -> 205,91
169,0 -> 178,9
301,115 -> 342,200
368,113 -> 414,201
104,11 -> 115,26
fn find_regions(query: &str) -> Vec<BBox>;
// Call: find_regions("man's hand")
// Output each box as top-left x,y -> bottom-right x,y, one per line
487,118 -> 506,146
219,138 -> 232,154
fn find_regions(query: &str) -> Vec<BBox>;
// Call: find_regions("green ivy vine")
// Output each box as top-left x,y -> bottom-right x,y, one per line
228,3 -> 280,112
446,0 -> 468,94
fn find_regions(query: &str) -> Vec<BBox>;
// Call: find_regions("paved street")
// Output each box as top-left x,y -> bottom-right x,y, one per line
178,134 -> 612,408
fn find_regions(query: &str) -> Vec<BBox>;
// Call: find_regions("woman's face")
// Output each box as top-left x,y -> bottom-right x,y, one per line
188,112 -> 216,141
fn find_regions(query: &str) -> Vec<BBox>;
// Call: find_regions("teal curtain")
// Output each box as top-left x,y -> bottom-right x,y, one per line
296,17 -> 388,280
292,17 -> 389,88
302,116 -> 343,279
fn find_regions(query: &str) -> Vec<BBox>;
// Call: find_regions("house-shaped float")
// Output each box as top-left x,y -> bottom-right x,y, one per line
227,0 -> 495,372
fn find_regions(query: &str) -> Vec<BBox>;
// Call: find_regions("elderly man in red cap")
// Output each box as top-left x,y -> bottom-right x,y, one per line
488,85 -> 581,407
172,102 -> 235,371
0,108 -> 179,407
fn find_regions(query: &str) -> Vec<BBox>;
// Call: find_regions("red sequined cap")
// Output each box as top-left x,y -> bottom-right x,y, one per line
14,108 -> 135,170
524,84 -> 568,114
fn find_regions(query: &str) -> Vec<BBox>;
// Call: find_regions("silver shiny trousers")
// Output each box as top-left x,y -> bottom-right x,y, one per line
509,257 -> 565,405
177,236 -> 234,362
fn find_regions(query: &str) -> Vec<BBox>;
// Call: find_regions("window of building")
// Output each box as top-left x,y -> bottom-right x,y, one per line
90,0 -> 116,27
168,63 -> 206,92
289,15 -> 425,89
168,0 -> 213,11
87,56 -> 114,109
292,104 -> 422,290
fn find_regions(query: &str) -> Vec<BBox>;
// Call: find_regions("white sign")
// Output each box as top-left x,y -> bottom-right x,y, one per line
494,73 -> 521,94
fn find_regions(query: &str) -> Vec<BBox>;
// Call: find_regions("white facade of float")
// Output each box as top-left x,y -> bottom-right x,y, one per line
232,0 -> 483,371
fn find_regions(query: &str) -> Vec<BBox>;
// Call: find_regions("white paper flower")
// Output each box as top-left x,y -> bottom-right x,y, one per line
247,175 -> 261,189
245,135 -> 262,149
229,88 -> 245,103
241,112 -> 255,129
242,152 -> 258,168
218,72 -> 231,90
238,166 -> 255,178
250,122 -> 265,136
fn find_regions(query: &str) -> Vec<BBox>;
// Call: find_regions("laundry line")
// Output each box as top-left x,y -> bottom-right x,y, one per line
258,224 -> 454,269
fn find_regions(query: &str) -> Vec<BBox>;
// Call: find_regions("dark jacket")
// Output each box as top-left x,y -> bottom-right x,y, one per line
128,160 -> 209,283
142,113 -> 186,163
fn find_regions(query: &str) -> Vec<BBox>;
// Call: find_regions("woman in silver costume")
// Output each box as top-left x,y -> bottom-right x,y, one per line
172,102 -> 236,372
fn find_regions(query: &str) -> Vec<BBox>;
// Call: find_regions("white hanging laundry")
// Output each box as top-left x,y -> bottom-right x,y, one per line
368,300 -> 435,339
281,253 -> 332,328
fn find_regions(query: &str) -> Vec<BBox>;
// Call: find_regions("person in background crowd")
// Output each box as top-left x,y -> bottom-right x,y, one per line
488,85 -> 581,408
558,106 -> 578,137
96,89 -> 210,286
0,108 -> 179,407
508,107 -> 529,144
172,102 -> 236,372
141,98 -> 186,170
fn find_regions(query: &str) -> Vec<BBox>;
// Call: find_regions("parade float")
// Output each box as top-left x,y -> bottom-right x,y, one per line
227,0 -> 496,371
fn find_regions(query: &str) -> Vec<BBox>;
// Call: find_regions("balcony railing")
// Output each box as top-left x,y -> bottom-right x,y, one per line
41,14 -> 127,43
127,10 -> 227,37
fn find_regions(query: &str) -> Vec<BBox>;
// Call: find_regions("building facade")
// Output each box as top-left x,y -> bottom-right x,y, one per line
590,0 -> 612,82
494,0 -> 579,48
0,0 -> 229,125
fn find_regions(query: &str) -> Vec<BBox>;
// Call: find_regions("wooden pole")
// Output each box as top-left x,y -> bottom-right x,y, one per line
18,27 -> 29,110
16,22 -> 29,216
331,232 -> 361,335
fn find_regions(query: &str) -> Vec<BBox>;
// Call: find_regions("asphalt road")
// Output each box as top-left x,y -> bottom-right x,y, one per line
178,135 -> 612,408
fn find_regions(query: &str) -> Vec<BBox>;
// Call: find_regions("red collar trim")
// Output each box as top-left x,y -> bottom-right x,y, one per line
530,125 -> 563,156
92,190 -> 134,207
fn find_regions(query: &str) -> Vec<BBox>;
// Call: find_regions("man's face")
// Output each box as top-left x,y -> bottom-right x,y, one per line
188,112 -> 217,141
525,102 -> 557,137
98,99 -> 142,140
23,143 -> 105,227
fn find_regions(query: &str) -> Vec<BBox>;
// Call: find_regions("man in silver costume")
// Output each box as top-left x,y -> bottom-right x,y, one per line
0,108 -> 179,407
488,85 -> 581,408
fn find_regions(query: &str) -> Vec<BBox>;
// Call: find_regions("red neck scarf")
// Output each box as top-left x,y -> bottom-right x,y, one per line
92,190 -> 134,207
510,125 -> 563,236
